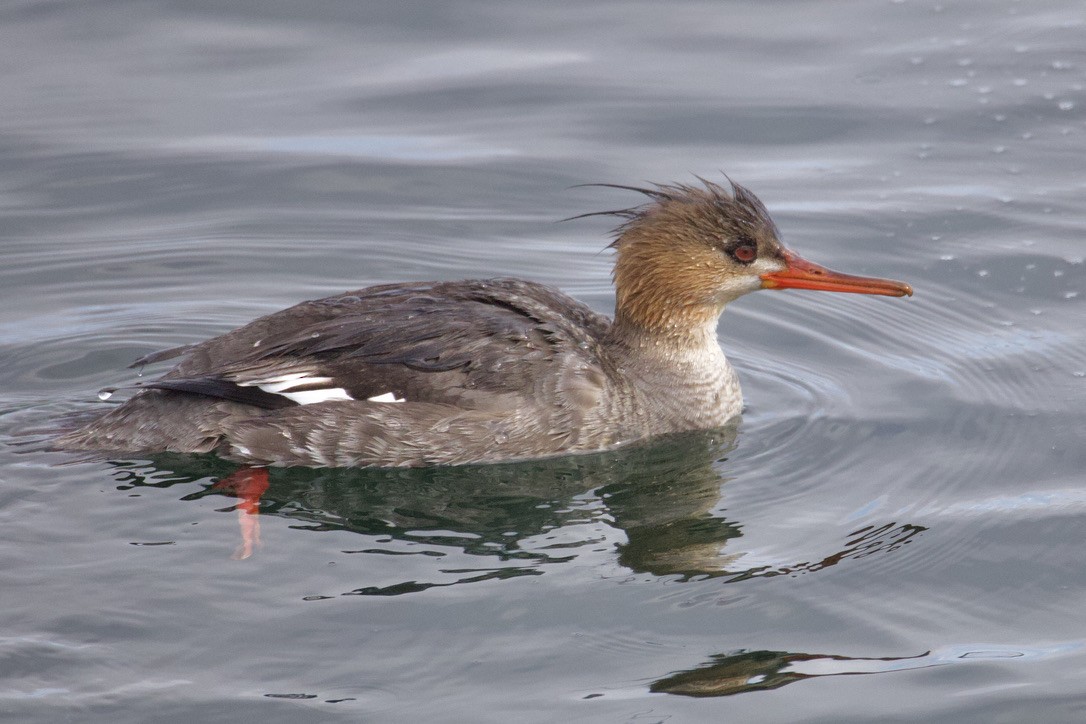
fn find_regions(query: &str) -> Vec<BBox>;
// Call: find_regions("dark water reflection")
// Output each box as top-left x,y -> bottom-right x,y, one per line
649,643 -> 1083,699
650,649 -> 928,698
101,427 -> 925,593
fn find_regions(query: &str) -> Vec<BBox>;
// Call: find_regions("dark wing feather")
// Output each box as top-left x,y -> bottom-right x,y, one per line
129,343 -> 197,368
140,378 -> 296,409
142,279 -> 612,410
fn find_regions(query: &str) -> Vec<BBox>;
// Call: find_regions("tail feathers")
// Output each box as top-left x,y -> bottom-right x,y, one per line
52,390 -> 258,456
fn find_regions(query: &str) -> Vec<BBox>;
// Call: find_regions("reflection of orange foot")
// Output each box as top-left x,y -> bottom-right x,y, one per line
213,467 -> 270,560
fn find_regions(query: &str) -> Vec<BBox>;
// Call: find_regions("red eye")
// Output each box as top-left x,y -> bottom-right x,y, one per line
733,244 -> 757,263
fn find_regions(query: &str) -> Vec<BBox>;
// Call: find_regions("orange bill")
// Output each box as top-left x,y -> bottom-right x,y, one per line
761,249 -> 913,297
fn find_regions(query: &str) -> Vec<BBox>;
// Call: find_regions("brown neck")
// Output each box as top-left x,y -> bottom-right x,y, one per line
610,300 -> 721,350
608,246 -> 725,353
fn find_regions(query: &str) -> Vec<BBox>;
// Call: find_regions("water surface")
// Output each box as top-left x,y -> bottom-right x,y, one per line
2,1 -> 1085,721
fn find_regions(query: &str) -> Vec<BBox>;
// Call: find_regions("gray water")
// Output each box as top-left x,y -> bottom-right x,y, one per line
2,1 -> 1085,721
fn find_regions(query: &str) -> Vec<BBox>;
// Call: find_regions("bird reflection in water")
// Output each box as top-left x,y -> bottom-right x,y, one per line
107,424 -> 925,588
646,642 -> 1061,698
650,649 -> 930,697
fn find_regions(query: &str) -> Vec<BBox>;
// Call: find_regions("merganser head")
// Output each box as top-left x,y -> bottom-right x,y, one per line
589,178 -> 912,336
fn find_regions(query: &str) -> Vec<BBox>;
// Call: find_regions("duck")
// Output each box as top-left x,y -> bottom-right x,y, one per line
55,178 -> 912,467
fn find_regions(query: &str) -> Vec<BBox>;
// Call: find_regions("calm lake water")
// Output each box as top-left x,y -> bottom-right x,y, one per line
2,1 -> 1085,721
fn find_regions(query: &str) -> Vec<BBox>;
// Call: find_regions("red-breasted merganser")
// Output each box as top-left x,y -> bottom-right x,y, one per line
56,178 -> 911,467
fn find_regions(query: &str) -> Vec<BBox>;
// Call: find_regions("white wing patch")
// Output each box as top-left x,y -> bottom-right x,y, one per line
238,372 -> 355,406
366,392 -> 405,403
277,388 -> 354,405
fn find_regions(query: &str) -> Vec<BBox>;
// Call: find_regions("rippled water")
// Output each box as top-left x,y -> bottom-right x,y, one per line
3,1 -> 1085,721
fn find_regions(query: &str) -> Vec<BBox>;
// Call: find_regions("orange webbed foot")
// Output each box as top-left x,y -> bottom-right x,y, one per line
213,467 -> 270,560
